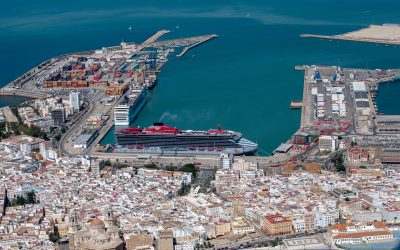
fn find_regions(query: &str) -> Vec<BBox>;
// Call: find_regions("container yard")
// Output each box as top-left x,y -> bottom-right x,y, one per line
106,83 -> 129,96
0,30 -> 220,157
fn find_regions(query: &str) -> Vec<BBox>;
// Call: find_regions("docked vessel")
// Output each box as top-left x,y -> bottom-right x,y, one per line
114,123 -> 258,155
113,87 -> 148,126
144,75 -> 157,89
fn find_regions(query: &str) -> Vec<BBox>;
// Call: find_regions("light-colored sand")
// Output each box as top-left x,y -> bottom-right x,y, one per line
341,24 -> 400,41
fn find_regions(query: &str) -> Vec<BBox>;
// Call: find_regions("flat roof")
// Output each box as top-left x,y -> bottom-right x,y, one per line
382,148 -> 400,157
274,143 -> 292,153
75,133 -> 96,144
376,115 -> 400,123
283,236 -> 326,249
352,81 -> 367,92
354,92 -> 369,100
356,101 -> 370,108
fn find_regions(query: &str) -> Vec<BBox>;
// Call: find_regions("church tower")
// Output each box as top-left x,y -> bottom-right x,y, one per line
68,211 -> 79,249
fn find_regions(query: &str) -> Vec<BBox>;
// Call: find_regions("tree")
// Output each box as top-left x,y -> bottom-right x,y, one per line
49,226 -> 61,243
335,154 -> 346,172
166,164 -> 177,171
144,163 -> 158,169
177,183 -> 191,196
180,164 -> 198,179
11,196 -> 27,206
16,123 -> 47,139
271,239 -> 279,247
54,132 -> 62,141
26,191 -> 37,204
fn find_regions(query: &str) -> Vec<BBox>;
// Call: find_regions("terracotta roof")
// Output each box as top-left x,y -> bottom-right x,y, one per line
333,229 -> 392,239
329,224 -> 347,231
373,221 -> 386,229
264,214 -> 291,224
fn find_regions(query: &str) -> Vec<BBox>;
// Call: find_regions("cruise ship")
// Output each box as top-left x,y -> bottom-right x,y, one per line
114,123 -> 258,155
114,87 -> 148,126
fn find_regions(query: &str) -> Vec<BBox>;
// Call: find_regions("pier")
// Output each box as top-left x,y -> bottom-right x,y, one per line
176,34 -> 218,57
290,101 -> 303,109
295,65 -> 306,70
152,34 -> 218,47
299,66 -> 315,128
141,29 -> 170,47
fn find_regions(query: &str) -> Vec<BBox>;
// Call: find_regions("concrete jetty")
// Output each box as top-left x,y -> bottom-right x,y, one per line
300,66 -> 313,128
153,34 -> 218,47
176,35 -> 218,58
141,29 -> 170,47
290,101 -> 303,109
295,65 -> 306,70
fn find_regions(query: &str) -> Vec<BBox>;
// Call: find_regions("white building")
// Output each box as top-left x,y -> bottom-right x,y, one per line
292,219 -> 306,233
39,141 -> 58,161
232,158 -> 258,171
319,135 -> 338,152
174,243 -> 194,250
69,92 -> 81,111
328,222 -> 393,245
220,153 -> 233,170
314,210 -> 339,228
1,135 -> 44,155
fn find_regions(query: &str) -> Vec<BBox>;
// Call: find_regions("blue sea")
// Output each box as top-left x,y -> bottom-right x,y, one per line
1,0 -> 400,153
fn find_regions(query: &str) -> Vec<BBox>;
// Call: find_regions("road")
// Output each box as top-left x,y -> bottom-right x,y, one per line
83,92 -> 129,155
59,91 -> 103,156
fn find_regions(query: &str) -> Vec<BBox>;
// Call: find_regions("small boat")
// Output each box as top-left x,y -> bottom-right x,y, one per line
128,26 -> 132,31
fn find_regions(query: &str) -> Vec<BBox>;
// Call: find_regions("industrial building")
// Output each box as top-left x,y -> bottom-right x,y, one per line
379,148 -> 400,165
375,115 -> 400,134
74,130 -> 99,149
